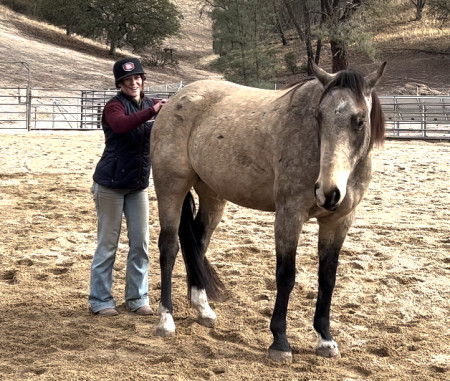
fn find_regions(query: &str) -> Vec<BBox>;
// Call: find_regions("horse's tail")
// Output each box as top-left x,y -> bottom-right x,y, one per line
178,191 -> 225,301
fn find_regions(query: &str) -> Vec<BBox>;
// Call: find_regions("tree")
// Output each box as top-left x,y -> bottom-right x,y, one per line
207,0 -> 280,86
38,0 -> 90,36
411,0 -> 427,21
429,0 -> 450,26
38,0 -> 181,55
279,0 -> 321,74
319,0 -> 364,72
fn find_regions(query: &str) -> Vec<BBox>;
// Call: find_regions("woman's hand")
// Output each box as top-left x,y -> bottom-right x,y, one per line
154,99 -> 167,113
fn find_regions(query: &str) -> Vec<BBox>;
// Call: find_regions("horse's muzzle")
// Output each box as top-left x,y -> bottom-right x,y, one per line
315,183 -> 341,211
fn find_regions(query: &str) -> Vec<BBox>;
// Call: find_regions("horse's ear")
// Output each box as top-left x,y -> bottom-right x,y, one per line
310,60 -> 335,86
366,62 -> 387,89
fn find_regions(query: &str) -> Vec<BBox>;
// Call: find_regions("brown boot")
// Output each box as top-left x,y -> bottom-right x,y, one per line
96,308 -> 118,316
133,305 -> 153,315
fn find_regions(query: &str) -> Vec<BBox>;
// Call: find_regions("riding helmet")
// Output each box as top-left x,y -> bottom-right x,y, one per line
113,57 -> 146,88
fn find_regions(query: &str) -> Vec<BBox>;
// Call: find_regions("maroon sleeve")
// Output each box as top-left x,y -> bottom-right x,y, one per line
104,99 -> 157,134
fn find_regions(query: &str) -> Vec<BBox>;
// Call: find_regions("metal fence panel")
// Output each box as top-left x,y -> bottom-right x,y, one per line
0,83 -> 182,130
380,95 -> 450,139
0,87 -> 28,129
1,87 -> 449,140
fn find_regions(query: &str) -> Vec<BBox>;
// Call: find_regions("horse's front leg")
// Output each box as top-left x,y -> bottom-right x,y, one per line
314,212 -> 355,357
268,208 -> 304,363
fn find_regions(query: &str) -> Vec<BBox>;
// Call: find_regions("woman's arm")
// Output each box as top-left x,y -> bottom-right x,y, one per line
104,99 -> 157,134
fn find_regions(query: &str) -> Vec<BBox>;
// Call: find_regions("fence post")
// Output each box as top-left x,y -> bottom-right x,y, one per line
97,103 -> 102,128
26,85 -> 31,131
80,90 -> 85,129
417,98 -> 427,138
394,97 -> 399,137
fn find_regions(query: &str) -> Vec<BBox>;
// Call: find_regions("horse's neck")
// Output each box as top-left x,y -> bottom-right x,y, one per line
289,80 -> 323,110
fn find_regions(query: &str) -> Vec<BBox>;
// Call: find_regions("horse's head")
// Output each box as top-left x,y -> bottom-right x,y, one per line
312,62 -> 386,211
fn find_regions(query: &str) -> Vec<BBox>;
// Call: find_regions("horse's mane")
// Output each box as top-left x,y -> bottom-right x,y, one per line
279,77 -> 316,107
370,92 -> 385,147
322,69 -> 385,147
283,77 -> 315,91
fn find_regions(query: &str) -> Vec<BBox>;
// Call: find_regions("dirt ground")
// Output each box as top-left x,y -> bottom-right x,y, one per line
0,132 -> 448,380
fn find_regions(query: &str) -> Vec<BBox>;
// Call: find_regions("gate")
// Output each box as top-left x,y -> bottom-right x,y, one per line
0,84 -> 182,131
0,61 -> 31,129
79,84 -> 181,129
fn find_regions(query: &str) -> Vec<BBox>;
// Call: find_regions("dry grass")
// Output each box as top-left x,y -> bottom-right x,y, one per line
0,1 -> 218,89
374,16 -> 450,52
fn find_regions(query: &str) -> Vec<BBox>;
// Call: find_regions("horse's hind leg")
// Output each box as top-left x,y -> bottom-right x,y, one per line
188,182 -> 227,327
314,212 -> 355,357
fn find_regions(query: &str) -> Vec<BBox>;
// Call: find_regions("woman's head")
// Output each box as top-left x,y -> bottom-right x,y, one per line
113,57 -> 146,100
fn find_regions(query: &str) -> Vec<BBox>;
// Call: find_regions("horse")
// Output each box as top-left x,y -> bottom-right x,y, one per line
150,62 -> 386,362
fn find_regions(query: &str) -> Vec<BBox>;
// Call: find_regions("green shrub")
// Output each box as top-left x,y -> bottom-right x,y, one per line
284,52 -> 299,74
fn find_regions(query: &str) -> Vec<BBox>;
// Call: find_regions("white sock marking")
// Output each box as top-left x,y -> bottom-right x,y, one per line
156,303 -> 175,334
191,287 -> 216,321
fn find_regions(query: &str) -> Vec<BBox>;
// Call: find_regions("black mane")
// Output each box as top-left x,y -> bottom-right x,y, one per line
320,69 -> 367,104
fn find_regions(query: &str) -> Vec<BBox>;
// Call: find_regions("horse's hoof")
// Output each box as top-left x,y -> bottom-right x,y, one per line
316,338 -> 339,358
156,326 -> 175,338
191,287 -> 217,328
269,348 -> 293,363
198,316 -> 216,328
156,306 -> 175,337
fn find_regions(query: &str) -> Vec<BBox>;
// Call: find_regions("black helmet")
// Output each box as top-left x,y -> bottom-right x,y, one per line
113,57 -> 146,88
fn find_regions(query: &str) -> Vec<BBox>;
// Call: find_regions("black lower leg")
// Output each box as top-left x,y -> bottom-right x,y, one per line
269,255 -> 296,353
159,228 -> 179,313
314,244 -> 340,341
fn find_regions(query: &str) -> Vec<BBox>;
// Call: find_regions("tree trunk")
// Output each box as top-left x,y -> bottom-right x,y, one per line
315,39 -> 322,65
330,40 -> 348,73
109,41 -> 116,56
302,2 -> 314,75
277,21 -> 288,46
412,0 -> 426,21
416,8 -> 423,20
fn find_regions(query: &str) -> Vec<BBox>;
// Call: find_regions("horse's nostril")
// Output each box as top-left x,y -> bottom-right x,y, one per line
315,182 -> 320,190
324,188 -> 341,211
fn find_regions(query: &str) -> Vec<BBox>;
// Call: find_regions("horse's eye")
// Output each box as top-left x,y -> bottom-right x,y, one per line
352,116 -> 366,131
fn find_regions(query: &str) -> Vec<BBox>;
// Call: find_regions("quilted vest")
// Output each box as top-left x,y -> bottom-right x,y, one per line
93,92 -> 154,189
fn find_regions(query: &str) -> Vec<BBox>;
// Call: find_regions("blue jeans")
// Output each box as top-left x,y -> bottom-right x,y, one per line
89,182 -> 150,313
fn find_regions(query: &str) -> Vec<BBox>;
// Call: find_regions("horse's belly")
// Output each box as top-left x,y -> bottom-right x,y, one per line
194,161 -> 276,211
190,138 -> 276,211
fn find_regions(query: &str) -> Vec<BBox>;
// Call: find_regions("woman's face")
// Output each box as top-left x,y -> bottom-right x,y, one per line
120,75 -> 143,101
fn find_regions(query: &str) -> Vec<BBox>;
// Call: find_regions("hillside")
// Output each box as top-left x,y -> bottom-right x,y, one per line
0,1 -> 217,90
0,1 -> 449,94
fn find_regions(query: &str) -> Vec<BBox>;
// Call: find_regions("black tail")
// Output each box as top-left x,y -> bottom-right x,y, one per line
178,192 -> 224,300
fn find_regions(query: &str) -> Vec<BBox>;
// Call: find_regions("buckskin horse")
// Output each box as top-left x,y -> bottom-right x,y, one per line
150,62 -> 386,362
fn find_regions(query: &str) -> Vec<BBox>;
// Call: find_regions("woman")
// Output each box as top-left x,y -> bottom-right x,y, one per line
89,57 -> 166,316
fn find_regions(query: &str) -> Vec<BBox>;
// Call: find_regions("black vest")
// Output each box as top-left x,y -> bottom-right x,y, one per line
93,92 -> 154,189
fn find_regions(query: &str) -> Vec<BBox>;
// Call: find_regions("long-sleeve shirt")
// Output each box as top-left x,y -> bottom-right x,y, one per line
103,98 -> 157,134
